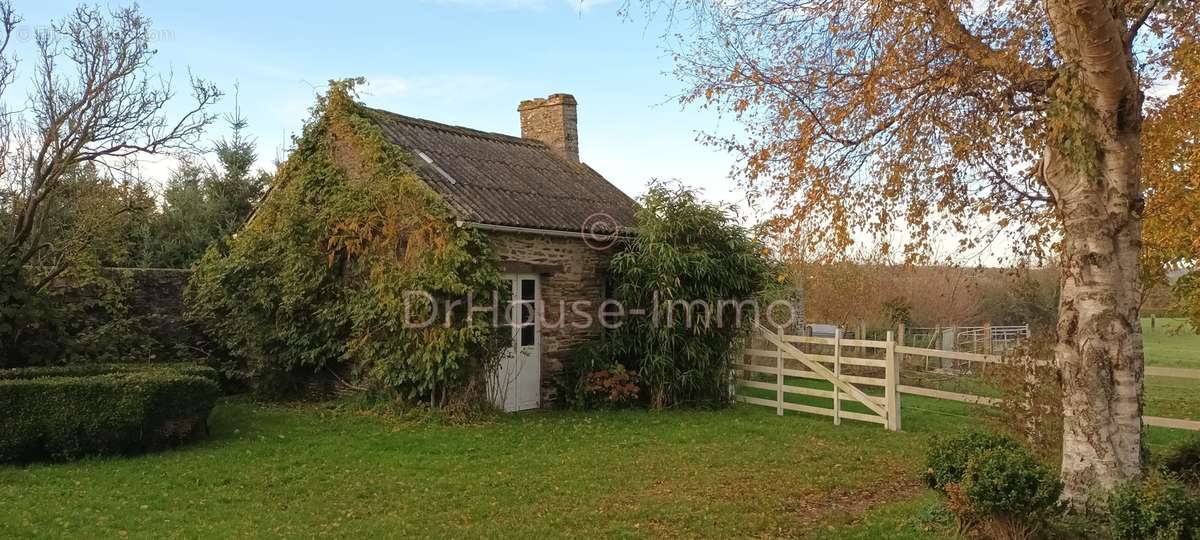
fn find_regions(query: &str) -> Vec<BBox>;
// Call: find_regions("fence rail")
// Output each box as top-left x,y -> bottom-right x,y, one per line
736,326 -> 1200,432
734,323 -> 899,430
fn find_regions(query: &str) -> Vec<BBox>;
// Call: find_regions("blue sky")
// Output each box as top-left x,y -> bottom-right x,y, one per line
10,0 -> 756,220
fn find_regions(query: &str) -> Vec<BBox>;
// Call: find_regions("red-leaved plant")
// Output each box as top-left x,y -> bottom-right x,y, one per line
581,364 -> 639,407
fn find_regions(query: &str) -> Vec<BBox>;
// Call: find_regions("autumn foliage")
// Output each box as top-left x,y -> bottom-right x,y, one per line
187,81 -> 501,401
1142,35 -> 1200,326
649,0 -> 1198,504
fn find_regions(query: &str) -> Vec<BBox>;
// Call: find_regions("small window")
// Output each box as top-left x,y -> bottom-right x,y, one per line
521,279 -> 536,301
521,324 -> 535,346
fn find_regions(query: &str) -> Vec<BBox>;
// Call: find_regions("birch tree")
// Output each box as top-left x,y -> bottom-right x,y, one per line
649,0 -> 1197,506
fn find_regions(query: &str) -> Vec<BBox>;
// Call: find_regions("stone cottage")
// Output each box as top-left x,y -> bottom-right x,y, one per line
366,93 -> 637,411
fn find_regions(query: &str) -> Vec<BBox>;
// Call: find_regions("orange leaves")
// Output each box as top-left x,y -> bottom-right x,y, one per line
1141,37 -> 1200,279
666,0 -> 1080,264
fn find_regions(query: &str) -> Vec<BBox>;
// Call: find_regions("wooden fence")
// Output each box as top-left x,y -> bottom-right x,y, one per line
735,324 -> 1200,432
734,322 -> 900,430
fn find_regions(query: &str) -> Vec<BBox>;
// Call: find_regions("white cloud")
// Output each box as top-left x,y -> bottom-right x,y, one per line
1147,76 -> 1180,101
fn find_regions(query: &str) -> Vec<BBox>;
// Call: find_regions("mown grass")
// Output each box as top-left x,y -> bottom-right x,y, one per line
1,322 -> 1193,538
1,393 -> 1192,539
0,396 -> 946,539
1143,318 -> 1198,420
1142,317 -> 1200,369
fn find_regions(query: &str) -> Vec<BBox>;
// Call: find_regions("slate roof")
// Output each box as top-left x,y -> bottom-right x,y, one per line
367,108 -> 638,234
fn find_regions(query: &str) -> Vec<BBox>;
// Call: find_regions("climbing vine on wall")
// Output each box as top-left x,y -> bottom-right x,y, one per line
187,79 -> 501,401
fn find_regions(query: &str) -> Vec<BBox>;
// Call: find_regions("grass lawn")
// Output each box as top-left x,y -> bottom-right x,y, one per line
0,397 -> 954,539
1,323 -> 1194,538
1,393 -> 1191,539
1142,317 -> 1200,369
1143,318 -> 1200,420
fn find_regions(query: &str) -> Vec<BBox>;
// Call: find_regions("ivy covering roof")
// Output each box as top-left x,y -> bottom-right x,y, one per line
367,107 -> 637,234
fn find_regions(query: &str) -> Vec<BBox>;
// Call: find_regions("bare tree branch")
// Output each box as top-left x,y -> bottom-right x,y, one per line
0,4 -> 221,286
1125,0 -> 1160,47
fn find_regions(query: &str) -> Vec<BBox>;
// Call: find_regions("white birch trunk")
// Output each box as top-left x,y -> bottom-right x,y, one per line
1044,0 -> 1146,508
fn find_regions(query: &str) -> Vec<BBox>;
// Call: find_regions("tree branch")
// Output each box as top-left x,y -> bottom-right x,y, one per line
1125,0 -> 1159,47
3,4 -> 220,265
925,0 -> 1056,95
32,259 -> 69,291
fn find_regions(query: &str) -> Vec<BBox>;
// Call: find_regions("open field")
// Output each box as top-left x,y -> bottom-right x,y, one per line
1,394 -> 1192,539
1143,318 -> 1200,369
1144,318 -> 1199,420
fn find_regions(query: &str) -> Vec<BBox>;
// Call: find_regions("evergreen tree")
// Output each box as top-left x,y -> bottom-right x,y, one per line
144,104 -> 271,268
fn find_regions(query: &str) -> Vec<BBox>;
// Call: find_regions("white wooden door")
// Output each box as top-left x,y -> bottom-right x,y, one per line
490,274 -> 541,411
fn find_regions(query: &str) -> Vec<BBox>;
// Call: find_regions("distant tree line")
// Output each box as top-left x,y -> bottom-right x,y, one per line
793,260 -> 1059,332
2,114 -> 270,272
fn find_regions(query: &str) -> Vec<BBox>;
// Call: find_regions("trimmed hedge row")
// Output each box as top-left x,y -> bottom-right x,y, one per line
0,363 -> 219,383
0,365 -> 220,463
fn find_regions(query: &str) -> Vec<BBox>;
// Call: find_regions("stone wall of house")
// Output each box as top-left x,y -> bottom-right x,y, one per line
488,230 -> 613,404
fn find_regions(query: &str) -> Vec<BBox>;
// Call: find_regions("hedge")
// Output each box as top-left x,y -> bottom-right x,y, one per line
0,366 -> 220,463
0,362 -> 219,383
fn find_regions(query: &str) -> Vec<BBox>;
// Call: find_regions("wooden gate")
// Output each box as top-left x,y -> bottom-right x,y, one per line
733,322 -> 900,430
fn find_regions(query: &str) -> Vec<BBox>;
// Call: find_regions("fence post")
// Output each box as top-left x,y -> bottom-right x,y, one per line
946,325 -> 959,369
984,322 -> 993,355
833,327 -> 842,426
885,330 -> 900,431
897,322 -> 906,373
927,324 -> 939,370
858,320 -> 867,356
776,325 -> 784,417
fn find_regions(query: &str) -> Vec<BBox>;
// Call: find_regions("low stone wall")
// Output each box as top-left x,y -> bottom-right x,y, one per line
118,268 -> 197,354
48,267 -> 202,362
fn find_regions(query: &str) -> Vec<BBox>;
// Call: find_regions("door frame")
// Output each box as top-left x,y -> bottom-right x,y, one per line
491,272 -> 541,411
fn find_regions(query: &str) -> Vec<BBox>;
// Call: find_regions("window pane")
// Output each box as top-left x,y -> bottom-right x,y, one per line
520,302 -> 534,324
521,324 -> 535,346
521,279 -> 535,301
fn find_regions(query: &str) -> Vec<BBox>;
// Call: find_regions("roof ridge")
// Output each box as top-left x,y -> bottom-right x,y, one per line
364,107 -> 542,148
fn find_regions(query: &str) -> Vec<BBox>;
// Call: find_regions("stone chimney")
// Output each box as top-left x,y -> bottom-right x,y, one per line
518,93 -> 579,162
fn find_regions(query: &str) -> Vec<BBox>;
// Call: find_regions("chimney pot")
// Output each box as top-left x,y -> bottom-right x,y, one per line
518,93 -> 579,162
